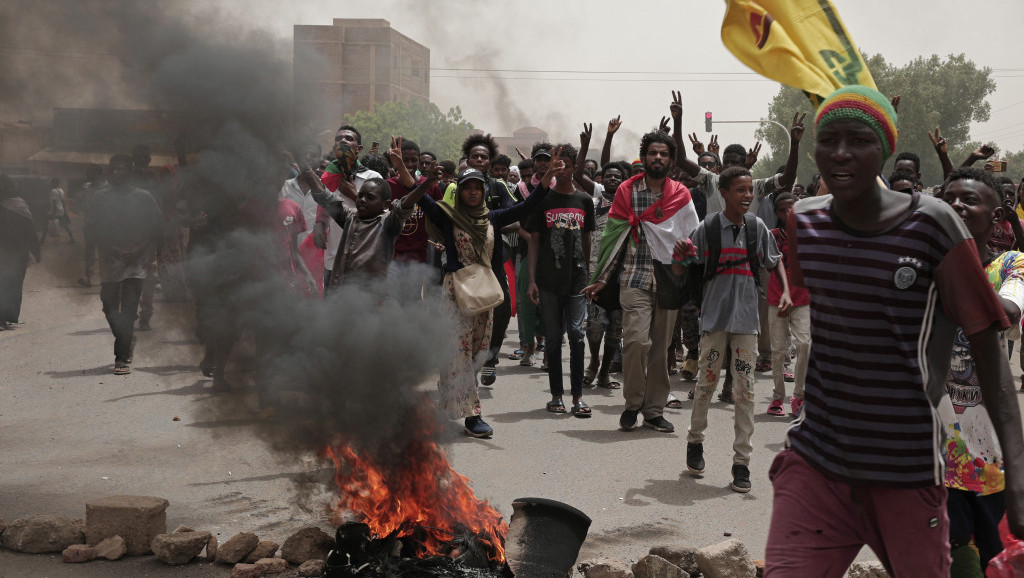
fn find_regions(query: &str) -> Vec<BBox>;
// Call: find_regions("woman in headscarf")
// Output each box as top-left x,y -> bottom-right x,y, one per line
420,152 -> 563,437
0,175 -> 41,330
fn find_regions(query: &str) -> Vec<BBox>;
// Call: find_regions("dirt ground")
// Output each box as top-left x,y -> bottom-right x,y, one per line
3,227 -> 1022,577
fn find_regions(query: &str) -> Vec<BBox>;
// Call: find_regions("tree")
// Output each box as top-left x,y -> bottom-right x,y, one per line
343,101 -> 474,163
756,54 -> 996,186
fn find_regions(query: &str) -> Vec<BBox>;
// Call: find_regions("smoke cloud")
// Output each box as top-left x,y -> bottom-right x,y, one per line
4,0 -> 459,504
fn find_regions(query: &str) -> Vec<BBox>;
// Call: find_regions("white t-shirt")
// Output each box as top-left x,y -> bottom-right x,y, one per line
324,169 -> 382,271
696,167 -> 780,219
50,188 -> 66,217
279,177 -> 319,243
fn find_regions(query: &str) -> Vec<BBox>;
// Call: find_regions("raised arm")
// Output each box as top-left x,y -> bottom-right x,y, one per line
961,144 -> 995,168
927,127 -> 955,180
493,148 -> 563,227
400,163 -> 441,210
776,112 -> 806,190
670,90 -> 685,172
669,92 -> 701,178
601,116 -> 620,167
573,123 -> 596,195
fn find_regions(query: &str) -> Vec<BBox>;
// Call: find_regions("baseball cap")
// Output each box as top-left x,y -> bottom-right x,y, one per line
457,168 -> 487,186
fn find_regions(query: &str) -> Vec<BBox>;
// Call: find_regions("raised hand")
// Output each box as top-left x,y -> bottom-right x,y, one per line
790,112 -> 806,144
928,127 -> 948,154
659,116 -> 670,134
580,123 -> 593,149
688,132 -> 705,155
709,135 -> 720,155
746,142 -> 762,168
890,94 -> 901,113
514,146 -> 528,161
423,161 -> 442,183
387,135 -> 403,166
972,144 -> 996,160
670,90 -> 683,121
607,115 -> 622,135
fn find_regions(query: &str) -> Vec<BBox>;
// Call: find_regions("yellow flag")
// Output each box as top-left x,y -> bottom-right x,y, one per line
721,0 -> 875,105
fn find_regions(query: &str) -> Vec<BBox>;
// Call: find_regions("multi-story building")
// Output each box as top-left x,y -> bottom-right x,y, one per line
294,19 -> 430,135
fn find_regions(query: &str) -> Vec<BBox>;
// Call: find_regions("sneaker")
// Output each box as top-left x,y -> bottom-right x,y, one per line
519,352 -> 534,367
756,359 -> 772,372
680,359 -> 698,381
730,464 -> 752,493
767,399 -> 785,416
619,409 -> 639,430
687,389 -> 695,400
686,442 -> 705,474
642,416 -> 675,433
790,396 -> 804,416
783,371 -> 794,382
480,366 -> 496,386
464,416 -> 494,438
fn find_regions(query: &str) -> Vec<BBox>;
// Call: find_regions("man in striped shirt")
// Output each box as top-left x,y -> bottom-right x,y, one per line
764,85 -> 1024,577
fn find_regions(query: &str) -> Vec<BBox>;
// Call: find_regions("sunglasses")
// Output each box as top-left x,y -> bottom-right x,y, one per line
699,162 -> 717,169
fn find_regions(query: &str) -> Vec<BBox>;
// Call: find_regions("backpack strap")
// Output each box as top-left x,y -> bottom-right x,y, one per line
703,212 -> 722,281
744,213 -> 761,287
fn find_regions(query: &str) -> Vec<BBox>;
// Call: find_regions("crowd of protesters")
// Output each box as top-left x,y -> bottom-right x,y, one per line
5,84 -> 1024,575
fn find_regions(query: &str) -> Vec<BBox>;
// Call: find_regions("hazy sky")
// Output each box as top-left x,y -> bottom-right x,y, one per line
30,0 -> 1024,162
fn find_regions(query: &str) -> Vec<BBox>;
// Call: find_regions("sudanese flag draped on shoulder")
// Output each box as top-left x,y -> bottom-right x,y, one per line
720,0 -> 876,106
590,174 -> 699,284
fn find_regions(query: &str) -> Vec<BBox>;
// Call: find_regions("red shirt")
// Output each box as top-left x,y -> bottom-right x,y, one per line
767,227 -> 809,307
277,198 -> 307,280
388,176 -> 442,263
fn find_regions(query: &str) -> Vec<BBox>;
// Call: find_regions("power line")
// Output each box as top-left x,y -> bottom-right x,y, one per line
432,75 -> 777,83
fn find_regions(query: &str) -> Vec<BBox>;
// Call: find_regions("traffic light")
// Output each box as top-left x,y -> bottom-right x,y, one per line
705,112 -> 712,133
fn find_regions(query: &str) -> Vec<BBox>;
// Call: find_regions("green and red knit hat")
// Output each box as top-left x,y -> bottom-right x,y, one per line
815,85 -> 898,160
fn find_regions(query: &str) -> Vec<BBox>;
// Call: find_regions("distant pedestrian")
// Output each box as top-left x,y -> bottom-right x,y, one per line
48,178 -> 74,243
86,155 -> 163,374
0,175 -> 41,330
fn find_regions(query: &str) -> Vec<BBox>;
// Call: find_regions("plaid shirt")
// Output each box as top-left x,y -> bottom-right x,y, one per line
602,179 -> 660,292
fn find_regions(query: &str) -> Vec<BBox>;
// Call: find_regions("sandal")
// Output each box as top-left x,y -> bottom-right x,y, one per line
571,400 -> 592,418
596,378 -> 622,390
508,349 -> 525,361
113,362 -> 131,375
583,366 -> 598,386
546,399 -> 566,413
665,394 -> 683,409
480,366 -> 497,386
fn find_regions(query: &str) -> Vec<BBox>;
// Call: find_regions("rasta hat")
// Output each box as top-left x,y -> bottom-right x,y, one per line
631,158 -> 643,169
815,85 -> 898,161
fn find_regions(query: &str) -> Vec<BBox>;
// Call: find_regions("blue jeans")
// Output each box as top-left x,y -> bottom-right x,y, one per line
539,289 -> 587,397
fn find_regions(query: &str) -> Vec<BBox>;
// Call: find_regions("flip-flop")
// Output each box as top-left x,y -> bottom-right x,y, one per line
665,394 -> 683,409
583,367 -> 598,387
596,379 -> 621,390
571,400 -> 592,418
546,399 -> 566,413
508,349 -> 525,361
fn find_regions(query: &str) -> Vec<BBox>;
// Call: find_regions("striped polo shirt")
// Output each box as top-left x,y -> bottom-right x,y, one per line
785,192 -> 1008,488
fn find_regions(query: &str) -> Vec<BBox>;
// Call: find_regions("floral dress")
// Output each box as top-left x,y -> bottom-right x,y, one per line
438,225 -> 495,418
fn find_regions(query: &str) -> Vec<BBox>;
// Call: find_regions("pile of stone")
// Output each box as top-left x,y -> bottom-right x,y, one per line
576,540 -> 890,578
0,495 -> 335,577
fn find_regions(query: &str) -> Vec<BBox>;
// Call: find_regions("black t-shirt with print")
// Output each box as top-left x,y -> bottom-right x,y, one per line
525,190 -> 595,295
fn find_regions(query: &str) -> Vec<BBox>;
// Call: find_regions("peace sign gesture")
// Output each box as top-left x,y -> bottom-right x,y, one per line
790,112 -> 807,144
688,132 -> 705,155
927,127 -> 947,154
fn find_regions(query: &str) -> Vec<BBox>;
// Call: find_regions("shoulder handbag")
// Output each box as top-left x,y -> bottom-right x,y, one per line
451,263 -> 504,315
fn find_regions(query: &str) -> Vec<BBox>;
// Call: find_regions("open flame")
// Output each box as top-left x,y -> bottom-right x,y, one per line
322,437 -> 508,564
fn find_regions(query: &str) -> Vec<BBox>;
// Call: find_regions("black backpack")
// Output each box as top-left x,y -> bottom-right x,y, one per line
685,212 -> 761,308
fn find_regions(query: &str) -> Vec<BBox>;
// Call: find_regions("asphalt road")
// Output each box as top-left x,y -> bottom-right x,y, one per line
4,232 -> 1021,577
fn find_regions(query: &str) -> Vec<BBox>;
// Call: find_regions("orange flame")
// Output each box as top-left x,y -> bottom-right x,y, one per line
323,439 -> 508,564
